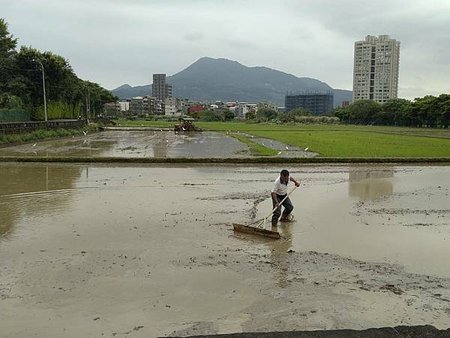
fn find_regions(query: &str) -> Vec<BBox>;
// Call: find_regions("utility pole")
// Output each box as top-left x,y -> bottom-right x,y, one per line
86,87 -> 91,121
33,59 -> 47,122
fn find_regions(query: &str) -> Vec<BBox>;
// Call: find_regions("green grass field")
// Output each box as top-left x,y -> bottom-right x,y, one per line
114,120 -> 450,158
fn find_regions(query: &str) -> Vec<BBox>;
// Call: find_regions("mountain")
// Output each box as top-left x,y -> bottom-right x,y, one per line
112,57 -> 352,107
333,89 -> 353,107
112,84 -> 151,100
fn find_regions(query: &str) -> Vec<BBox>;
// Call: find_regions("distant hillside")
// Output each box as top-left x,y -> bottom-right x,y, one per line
333,89 -> 353,107
112,57 -> 352,107
112,84 -> 151,100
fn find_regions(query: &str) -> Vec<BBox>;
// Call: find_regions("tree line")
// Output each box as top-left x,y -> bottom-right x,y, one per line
0,18 -> 116,121
333,96 -> 450,128
188,97 -> 450,128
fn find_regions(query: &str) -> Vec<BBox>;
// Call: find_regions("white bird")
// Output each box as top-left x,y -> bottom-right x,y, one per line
277,151 -> 282,155
285,146 -> 289,150
305,147 -> 309,152
82,130 -> 87,136
32,143 -> 37,147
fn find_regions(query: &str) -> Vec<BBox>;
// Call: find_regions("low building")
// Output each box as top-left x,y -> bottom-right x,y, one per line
103,102 -> 121,117
234,102 -> 257,119
129,96 -> 156,115
119,100 -> 130,112
285,92 -> 334,115
188,104 -> 204,115
144,96 -> 156,115
129,96 -> 145,115
164,97 -> 179,116
153,99 -> 164,115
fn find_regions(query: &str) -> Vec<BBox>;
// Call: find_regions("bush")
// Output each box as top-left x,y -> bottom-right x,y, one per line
279,115 -> 339,124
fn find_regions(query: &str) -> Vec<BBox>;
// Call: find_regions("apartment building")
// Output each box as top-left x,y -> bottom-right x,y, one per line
353,35 -> 400,103
152,74 -> 172,101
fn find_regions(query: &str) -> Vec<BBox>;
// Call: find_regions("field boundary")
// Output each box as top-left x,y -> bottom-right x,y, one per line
1,156 -> 450,164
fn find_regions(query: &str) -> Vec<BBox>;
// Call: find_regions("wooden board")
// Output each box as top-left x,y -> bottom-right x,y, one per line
233,223 -> 281,239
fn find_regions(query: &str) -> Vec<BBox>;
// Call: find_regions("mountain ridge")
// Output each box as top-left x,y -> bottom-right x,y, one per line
112,57 -> 352,107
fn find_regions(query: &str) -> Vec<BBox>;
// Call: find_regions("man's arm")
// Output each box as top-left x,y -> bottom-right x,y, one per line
290,176 -> 300,187
271,191 -> 278,208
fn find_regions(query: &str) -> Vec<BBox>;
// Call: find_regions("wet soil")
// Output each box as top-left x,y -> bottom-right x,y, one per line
0,164 -> 449,337
0,130 -> 313,158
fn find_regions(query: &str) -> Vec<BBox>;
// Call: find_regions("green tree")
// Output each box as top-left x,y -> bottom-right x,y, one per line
437,94 -> 450,128
379,98 -> 412,126
0,18 -> 18,94
0,93 -> 23,109
198,109 -> 223,121
332,106 -> 350,123
0,19 -> 117,121
412,95 -> 441,127
223,109 -> 235,121
0,18 -> 17,56
256,108 -> 278,122
245,110 -> 256,120
279,108 -> 311,123
347,100 -> 382,124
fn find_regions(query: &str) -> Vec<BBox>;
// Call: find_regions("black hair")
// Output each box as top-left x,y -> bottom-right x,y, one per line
280,169 -> 289,176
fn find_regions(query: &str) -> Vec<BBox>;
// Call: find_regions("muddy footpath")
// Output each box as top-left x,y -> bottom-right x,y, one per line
1,163 -> 450,337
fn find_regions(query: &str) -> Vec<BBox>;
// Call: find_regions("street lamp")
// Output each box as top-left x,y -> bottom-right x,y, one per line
33,59 -> 47,122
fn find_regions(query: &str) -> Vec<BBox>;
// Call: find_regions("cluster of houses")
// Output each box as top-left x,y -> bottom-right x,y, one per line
103,73 -> 281,119
103,73 -> 336,119
104,95 -> 280,119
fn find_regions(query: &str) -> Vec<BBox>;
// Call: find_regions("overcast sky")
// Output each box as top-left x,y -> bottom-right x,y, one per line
2,0 -> 449,99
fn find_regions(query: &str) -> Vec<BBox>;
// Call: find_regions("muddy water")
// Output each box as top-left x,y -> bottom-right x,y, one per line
0,130 -> 314,158
0,130 -> 248,158
254,165 -> 450,278
1,163 -> 450,337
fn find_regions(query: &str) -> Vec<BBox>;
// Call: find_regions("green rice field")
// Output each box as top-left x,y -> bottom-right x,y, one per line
115,120 -> 450,158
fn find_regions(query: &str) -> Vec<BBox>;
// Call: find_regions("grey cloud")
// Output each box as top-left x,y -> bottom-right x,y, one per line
2,0 -> 449,98
184,32 -> 204,42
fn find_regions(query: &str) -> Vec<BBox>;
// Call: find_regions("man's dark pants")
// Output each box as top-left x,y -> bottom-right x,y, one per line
272,194 -> 293,225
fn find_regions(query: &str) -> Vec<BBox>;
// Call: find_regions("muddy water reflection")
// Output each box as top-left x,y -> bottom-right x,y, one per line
0,164 -> 83,238
0,130 -> 248,158
269,224 -> 294,288
1,164 -> 450,279
287,165 -> 450,277
348,166 -> 394,200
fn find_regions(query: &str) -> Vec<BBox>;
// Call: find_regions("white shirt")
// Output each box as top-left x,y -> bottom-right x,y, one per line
272,176 -> 290,195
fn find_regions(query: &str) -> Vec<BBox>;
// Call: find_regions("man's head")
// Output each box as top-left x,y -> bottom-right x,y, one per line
280,169 -> 289,184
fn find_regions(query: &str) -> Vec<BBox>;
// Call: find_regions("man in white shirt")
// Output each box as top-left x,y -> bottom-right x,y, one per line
271,169 -> 300,226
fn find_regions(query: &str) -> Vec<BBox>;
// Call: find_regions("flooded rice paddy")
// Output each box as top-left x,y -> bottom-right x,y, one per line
0,130 -> 311,158
1,161 -> 450,337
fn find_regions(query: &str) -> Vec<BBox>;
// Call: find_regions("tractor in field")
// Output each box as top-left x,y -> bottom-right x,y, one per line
174,117 -> 202,132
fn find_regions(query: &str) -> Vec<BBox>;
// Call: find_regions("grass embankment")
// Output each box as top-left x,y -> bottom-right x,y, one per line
114,120 -> 450,158
114,118 -> 174,128
0,126 -> 95,145
229,133 -> 278,156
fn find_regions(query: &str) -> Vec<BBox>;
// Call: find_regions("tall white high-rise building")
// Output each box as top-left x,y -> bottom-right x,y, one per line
352,35 -> 400,103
